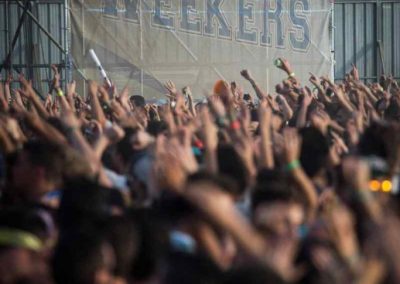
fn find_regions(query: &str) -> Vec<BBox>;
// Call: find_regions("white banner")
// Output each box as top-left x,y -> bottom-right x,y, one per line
70,0 -> 332,99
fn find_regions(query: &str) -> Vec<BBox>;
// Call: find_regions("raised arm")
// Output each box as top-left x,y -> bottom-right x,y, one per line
201,108 -> 218,174
258,100 -> 274,169
19,74 -> 49,119
240,69 -> 267,100
283,128 -> 318,221
88,80 -> 107,126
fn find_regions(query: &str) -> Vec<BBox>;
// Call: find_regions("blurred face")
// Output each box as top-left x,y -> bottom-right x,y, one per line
0,248 -> 48,283
253,202 -> 304,239
95,243 -> 116,284
12,151 -> 35,189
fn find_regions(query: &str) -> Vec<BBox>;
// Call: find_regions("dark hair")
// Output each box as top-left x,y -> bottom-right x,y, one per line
129,208 -> 166,281
130,95 -> 146,108
385,97 -> 400,121
163,252 -> 222,284
359,122 -> 390,159
187,171 -> 241,198
252,182 -> 301,213
58,177 -> 123,234
223,264 -> 287,284
115,127 -> 139,165
250,109 -> 259,122
299,127 -> 329,178
0,207 -> 49,241
52,231 -> 108,284
147,120 -> 167,137
23,141 -> 64,185
106,215 -> 139,278
217,144 -> 248,196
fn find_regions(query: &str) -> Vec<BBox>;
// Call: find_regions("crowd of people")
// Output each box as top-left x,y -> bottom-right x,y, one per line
0,59 -> 399,284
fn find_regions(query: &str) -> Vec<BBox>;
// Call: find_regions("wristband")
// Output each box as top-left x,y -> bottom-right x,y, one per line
289,72 -> 296,78
230,120 -> 241,130
216,116 -> 227,128
194,139 -> 204,149
56,89 -> 64,97
285,160 -> 300,171
192,147 -> 202,156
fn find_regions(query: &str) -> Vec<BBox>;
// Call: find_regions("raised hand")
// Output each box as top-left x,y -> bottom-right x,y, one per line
240,69 -> 253,81
164,80 -> 178,97
326,204 -> 360,272
51,64 -> 61,90
182,86 -> 192,97
276,58 -> 294,75
302,87 -> 313,107
104,122 -> 125,143
5,73 -> 13,85
350,64 -> 360,81
282,127 -> 301,164
201,108 -> 218,151
18,73 -> 33,93
309,72 -> 320,86
310,109 -> 331,134
87,80 -> 98,96
67,80 -> 76,97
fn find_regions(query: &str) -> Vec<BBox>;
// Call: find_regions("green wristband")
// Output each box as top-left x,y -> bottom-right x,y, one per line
285,160 -> 300,171
56,89 -> 64,97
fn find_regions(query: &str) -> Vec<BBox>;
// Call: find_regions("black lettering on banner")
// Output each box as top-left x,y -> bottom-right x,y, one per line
180,0 -> 202,34
260,0 -> 284,48
125,0 -> 140,23
204,0 -> 232,39
289,0 -> 311,52
236,0 -> 258,44
152,0 -> 175,29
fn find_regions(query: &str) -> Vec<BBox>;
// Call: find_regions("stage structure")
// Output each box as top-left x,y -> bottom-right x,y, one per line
1,1 -> 399,99
0,0 -> 70,96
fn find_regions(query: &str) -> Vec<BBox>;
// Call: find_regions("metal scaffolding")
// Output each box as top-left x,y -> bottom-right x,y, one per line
0,0 -> 70,95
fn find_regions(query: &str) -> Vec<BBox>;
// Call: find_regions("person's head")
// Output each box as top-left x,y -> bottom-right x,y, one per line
0,207 -> 53,245
129,95 -> 146,108
52,231 -> 115,284
213,80 -> 229,96
252,172 -> 305,239
0,207 -> 53,283
11,141 -> 64,201
223,264 -> 287,284
106,215 -> 139,281
217,144 -> 248,196
147,120 -> 168,137
163,252 -> 222,284
188,171 -> 240,200
58,177 -> 124,234
112,127 -> 141,173
359,122 -> 390,159
0,245 -> 51,284
385,95 -> 400,121
129,208 -> 166,282
299,127 -> 329,178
